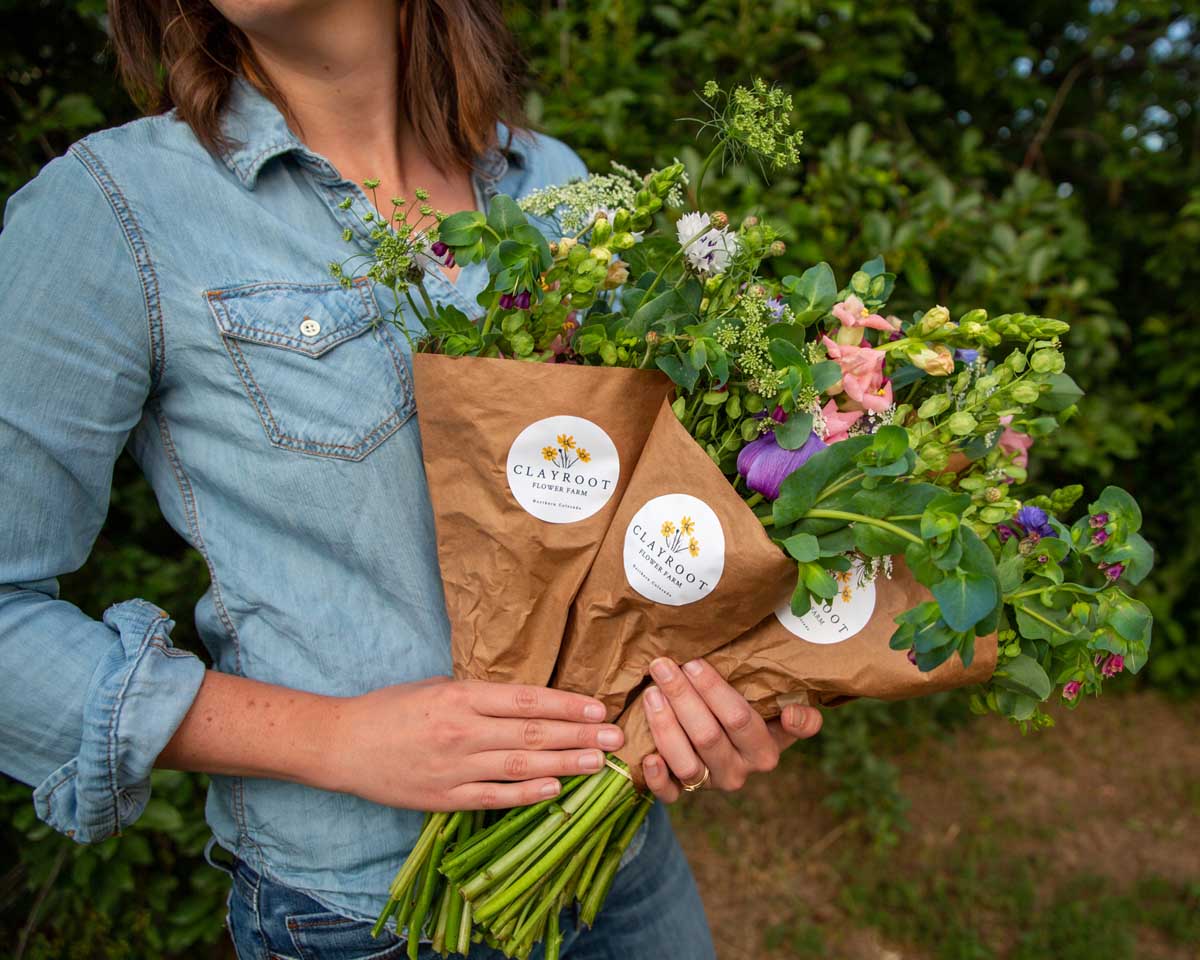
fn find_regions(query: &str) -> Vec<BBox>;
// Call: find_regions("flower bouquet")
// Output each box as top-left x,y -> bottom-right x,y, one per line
334,80 -> 1153,958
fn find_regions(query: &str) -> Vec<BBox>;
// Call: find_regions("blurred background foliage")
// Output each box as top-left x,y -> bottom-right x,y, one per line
1,0 -> 1196,956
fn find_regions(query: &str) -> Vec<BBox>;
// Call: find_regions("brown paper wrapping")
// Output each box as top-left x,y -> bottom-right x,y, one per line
411,353 -> 672,685
614,558 -> 998,783
552,397 -> 796,720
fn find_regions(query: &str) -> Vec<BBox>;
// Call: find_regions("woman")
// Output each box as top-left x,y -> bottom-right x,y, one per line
0,0 -> 822,956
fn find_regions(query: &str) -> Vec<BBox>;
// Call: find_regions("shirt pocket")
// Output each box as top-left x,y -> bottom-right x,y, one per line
206,278 -> 413,461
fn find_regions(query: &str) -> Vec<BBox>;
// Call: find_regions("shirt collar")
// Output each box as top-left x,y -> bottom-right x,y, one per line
218,77 -> 531,192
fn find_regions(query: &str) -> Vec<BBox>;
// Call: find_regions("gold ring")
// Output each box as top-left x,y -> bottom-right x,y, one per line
680,765 -> 710,793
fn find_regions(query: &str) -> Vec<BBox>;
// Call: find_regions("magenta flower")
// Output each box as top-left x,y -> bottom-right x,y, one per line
1091,529 -> 1109,546
515,290 -> 531,310
907,648 -> 918,666
1099,561 -> 1125,583
1089,512 -> 1109,528
1063,680 -> 1082,701
1101,654 -> 1125,678
737,428 -> 828,500
499,293 -> 515,310
996,524 -> 1017,543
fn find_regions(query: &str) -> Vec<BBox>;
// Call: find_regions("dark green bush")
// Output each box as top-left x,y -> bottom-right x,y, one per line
2,1 -> 1195,954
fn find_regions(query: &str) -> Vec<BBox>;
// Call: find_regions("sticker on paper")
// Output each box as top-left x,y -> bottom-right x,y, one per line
775,560 -> 877,644
507,416 -> 620,524
623,494 -> 725,606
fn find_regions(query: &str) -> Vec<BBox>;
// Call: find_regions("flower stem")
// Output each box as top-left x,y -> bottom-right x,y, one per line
801,509 -> 923,544
693,141 -> 725,213
580,795 -> 653,927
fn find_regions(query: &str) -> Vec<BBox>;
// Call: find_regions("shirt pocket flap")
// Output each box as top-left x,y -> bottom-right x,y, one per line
206,278 -> 379,358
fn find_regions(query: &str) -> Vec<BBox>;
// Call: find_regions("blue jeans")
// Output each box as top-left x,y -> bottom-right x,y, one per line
225,802 -> 715,960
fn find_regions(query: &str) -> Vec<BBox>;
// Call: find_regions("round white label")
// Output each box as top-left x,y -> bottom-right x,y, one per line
774,560 -> 877,644
623,494 -> 725,606
506,416 -> 620,524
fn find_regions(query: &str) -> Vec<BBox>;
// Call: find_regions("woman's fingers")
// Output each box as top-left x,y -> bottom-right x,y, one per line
469,747 -> 607,782
642,684 -> 711,785
444,777 -> 563,811
678,658 -> 777,771
767,704 -> 823,752
648,658 -> 741,774
463,681 -> 607,722
642,754 -> 680,804
472,717 -> 624,753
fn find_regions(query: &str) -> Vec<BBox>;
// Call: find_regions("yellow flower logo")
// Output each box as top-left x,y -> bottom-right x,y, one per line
835,570 -> 853,585
662,516 -> 701,556
557,434 -> 576,450
542,446 -> 558,462
841,586 -> 853,603
578,448 -> 591,463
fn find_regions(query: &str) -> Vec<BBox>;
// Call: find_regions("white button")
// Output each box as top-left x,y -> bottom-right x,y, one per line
300,317 -> 321,337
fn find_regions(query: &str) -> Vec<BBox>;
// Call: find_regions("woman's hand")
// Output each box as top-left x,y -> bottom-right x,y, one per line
639,657 -> 822,803
325,677 -> 622,811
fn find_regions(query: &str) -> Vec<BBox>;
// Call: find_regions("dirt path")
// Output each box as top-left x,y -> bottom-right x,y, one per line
674,691 -> 1200,960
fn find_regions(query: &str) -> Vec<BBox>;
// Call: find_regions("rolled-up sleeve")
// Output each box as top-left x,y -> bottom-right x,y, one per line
0,150 -> 205,842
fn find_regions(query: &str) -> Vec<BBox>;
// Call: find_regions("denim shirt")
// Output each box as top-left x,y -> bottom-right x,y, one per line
0,79 -> 585,920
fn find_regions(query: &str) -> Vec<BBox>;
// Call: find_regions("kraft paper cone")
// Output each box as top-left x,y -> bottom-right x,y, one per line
552,397 -> 795,719
614,557 -> 997,784
411,354 -> 672,685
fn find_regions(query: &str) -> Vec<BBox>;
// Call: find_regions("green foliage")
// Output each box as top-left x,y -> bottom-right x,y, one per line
2,0 -> 1197,954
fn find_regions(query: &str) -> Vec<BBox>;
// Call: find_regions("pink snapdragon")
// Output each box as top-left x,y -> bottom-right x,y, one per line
1062,680 -> 1082,700
831,296 -> 901,343
820,399 -> 864,443
821,335 -> 893,412
997,415 -> 1034,470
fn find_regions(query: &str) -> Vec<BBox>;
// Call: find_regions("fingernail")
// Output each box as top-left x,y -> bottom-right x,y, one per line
598,728 -> 622,750
540,781 -> 560,798
682,660 -> 703,677
650,658 -> 675,683
644,756 -> 659,775
785,705 -> 803,729
583,703 -> 606,721
580,750 -> 603,771
645,686 -> 665,712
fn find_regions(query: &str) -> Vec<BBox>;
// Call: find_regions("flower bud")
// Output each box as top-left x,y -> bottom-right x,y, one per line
915,305 -> 951,335
590,246 -> 612,261
710,211 -> 729,230
612,209 -> 632,232
769,240 -> 786,256
985,486 -> 1003,503
604,259 -> 630,289
591,217 -> 613,245
557,237 -> 577,255
645,330 -> 659,344
909,343 -> 955,376
742,215 -> 759,228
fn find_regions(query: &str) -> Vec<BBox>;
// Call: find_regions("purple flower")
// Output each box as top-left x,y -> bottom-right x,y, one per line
1014,505 -> 1055,538
737,429 -> 828,501
1099,561 -> 1125,583
907,648 -> 918,666
431,240 -> 449,257
515,290 -> 532,310
1063,680 -> 1082,701
1101,654 -> 1125,678
767,296 -> 787,320
955,348 -> 980,364
1091,529 -> 1109,547
996,523 -> 1018,543
1089,513 -> 1109,528
499,293 -> 515,310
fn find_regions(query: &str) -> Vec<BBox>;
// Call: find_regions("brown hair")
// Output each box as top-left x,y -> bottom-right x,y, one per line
108,0 -> 527,170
